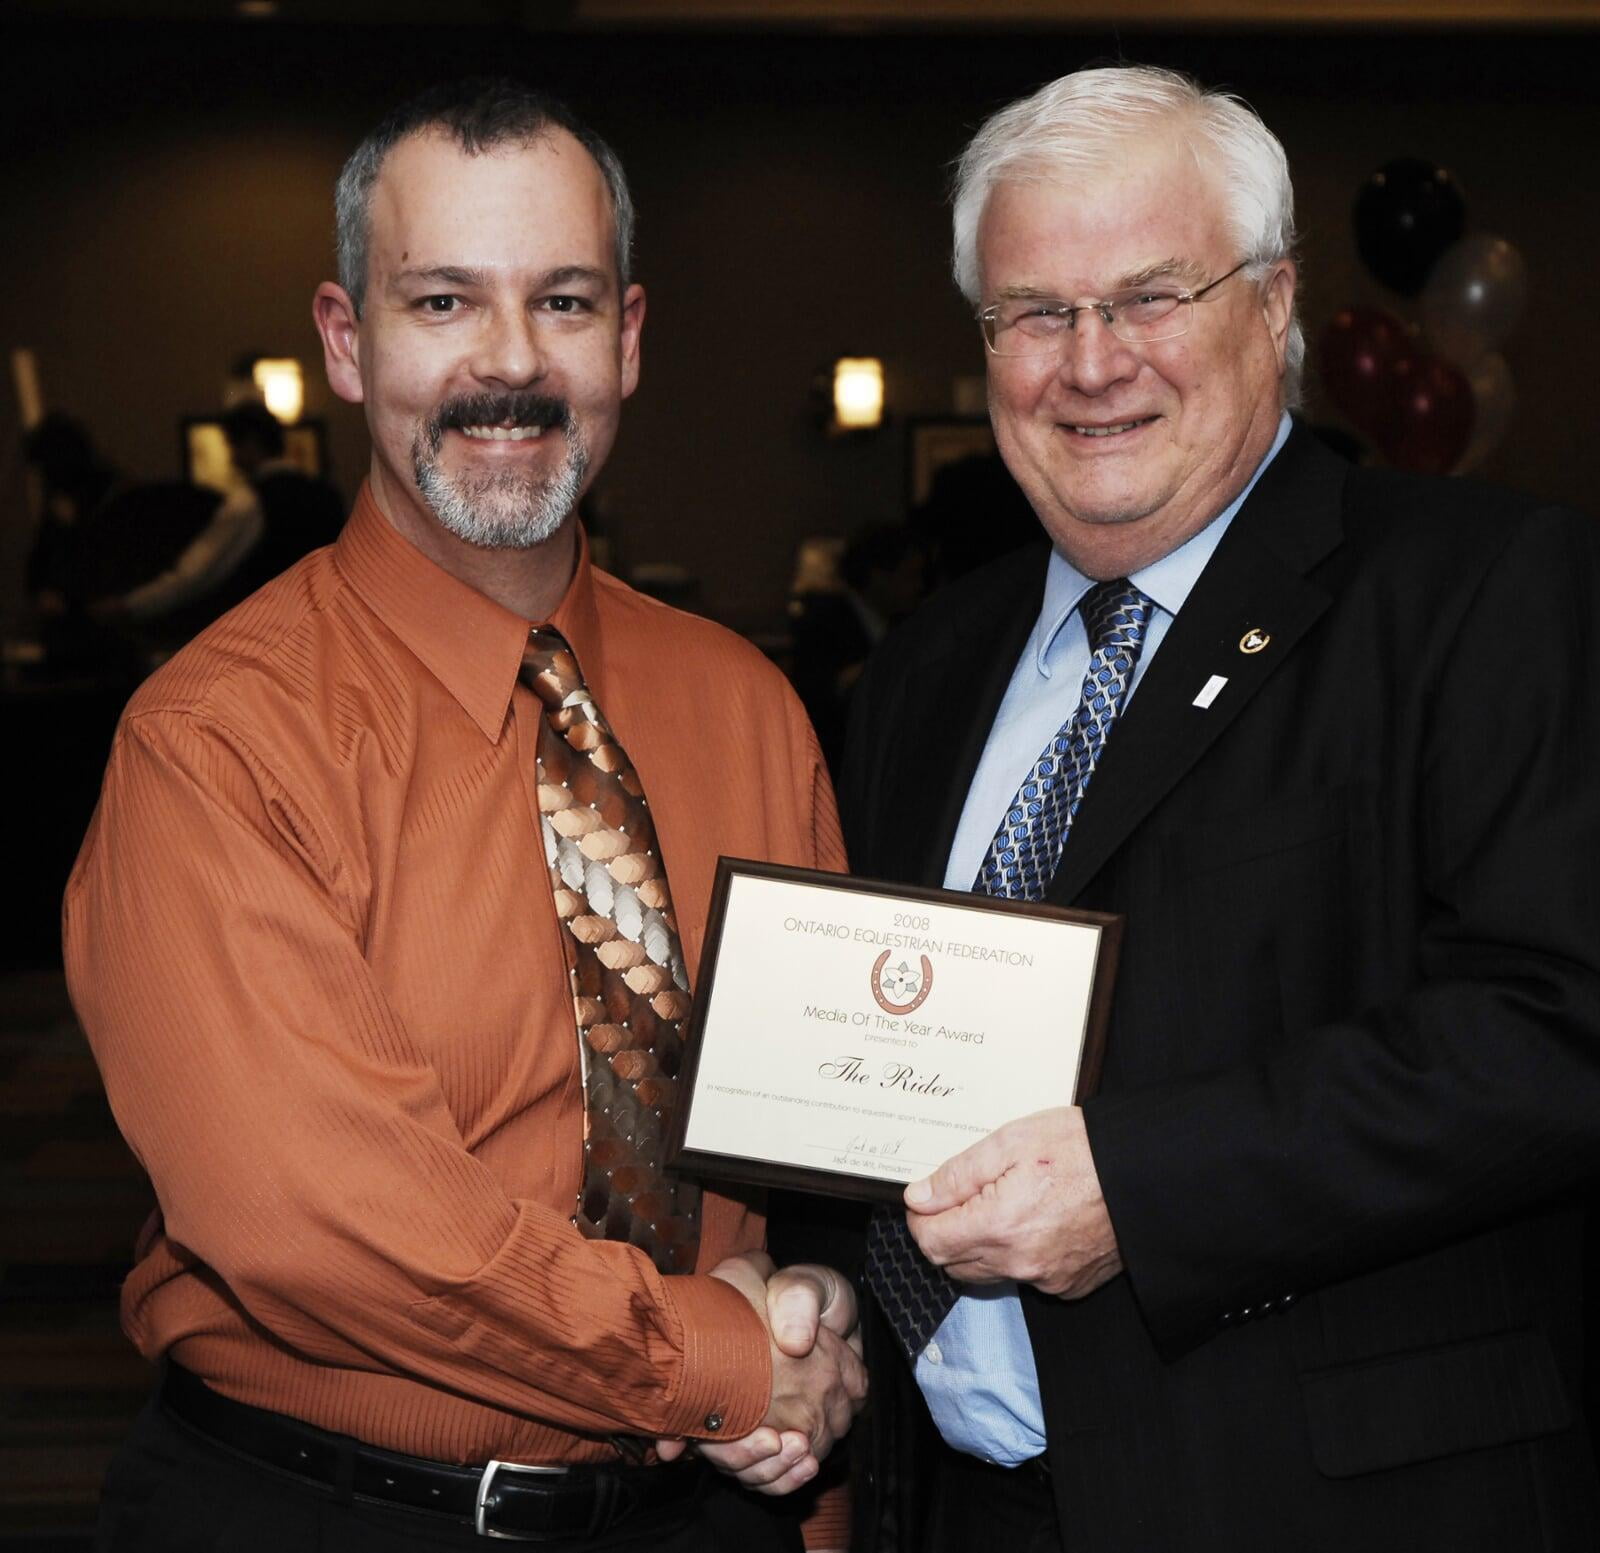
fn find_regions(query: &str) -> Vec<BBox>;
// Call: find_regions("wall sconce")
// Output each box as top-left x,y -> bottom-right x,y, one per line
252,358 -> 304,424
832,357 -> 884,432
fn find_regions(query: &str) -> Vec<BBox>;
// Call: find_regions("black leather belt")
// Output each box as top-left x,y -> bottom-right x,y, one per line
160,1364 -> 704,1542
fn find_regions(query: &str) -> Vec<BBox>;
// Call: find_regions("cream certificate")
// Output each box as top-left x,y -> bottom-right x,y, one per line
669,860 -> 1121,1202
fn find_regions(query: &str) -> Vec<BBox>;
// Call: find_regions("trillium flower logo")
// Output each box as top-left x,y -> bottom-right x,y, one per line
871,950 -> 934,1016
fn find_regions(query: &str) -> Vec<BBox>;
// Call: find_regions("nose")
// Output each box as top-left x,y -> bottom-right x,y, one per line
469,304 -> 548,389
1058,309 -> 1140,395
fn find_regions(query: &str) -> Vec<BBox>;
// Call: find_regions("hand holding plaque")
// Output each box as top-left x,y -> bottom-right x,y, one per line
667,860 -> 1121,1202
903,1105 -> 1123,1299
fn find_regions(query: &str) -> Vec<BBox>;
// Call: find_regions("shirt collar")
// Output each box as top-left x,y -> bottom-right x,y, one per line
334,481 -> 602,742
1031,411 -> 1293,678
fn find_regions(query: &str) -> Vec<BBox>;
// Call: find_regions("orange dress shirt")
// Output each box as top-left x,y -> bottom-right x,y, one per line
65,484 -> 847,1471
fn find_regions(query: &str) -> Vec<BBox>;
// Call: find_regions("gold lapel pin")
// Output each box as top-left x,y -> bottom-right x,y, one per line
1239,628 -> 1271,655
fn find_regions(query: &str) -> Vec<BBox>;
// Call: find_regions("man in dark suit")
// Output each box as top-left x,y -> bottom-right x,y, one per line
840,63 -> 1600,1551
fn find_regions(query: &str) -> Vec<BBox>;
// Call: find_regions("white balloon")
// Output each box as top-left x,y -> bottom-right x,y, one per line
1423,235 -> 1527,366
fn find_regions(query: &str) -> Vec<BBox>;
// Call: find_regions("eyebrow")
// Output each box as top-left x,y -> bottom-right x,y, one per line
391,265 -> 490,290
1113,257 -> 1208,289
988,258 -> 1205,303
540,265 -> 610,290
389,264 -> 611,292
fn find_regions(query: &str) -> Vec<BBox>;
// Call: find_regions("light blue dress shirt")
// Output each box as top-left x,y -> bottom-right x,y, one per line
918,412 -> 1293,1463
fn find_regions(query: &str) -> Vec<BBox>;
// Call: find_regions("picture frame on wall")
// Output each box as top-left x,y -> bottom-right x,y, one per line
181,417 -> 328,495
906,416 -> 997,507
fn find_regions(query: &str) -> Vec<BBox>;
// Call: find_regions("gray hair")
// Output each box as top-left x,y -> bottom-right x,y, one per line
334,78 -> 635,315
951,65 -> 1303,405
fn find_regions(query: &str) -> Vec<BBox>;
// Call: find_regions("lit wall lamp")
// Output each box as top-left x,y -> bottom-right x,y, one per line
832,357 -> 884,432
252,358 -> 304,424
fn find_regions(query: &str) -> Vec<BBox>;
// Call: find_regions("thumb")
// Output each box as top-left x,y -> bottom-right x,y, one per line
780,1263 -> 859,1340
905,1132 -> 1001,1213
765,1265 -> 830,1356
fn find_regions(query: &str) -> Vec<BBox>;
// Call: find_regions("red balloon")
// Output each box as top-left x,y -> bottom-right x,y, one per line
1318,306 -> 1408,434
1376,352 -> 1474,476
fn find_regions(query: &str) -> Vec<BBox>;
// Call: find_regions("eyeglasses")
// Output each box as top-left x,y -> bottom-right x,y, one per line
979,259 -> 1252,358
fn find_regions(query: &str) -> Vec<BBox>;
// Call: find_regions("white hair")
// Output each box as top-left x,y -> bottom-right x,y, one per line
951,64 -> 1303,405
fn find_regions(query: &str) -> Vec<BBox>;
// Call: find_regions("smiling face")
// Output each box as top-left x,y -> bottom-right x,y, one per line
316,127 -> 641,562
977,136 -> 1294,578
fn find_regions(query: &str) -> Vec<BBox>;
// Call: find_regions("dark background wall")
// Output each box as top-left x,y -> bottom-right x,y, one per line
3,20 -> 1597,635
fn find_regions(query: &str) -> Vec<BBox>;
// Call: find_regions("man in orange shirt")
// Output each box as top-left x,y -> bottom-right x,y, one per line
68,79 -> 862,1550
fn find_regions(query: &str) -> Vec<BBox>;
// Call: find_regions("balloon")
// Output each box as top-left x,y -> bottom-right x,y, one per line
1318,306 -> 1409,434
1421,234 -> 1528,366
1353,158 -> 1467,297
1377,351 -> 1474,475
1456,353 -> 1516,474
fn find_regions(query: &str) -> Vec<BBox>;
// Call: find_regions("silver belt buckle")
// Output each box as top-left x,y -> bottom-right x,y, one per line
474,1458 -> 568,1541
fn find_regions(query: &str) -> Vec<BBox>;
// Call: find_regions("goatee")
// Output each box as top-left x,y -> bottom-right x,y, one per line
411,391 -> 588,550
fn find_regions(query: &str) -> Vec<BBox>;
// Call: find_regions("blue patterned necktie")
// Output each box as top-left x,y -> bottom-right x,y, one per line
865,578 -> 1156,1359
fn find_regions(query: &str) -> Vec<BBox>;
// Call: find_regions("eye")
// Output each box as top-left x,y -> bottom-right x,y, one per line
1118,291 -> 1183,323
542,295 -> 593,315
419,295 -> 459,314
1007,301 -> 1073,336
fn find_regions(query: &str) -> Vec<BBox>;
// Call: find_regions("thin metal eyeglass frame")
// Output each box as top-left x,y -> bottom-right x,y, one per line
979,258 -> 1254,357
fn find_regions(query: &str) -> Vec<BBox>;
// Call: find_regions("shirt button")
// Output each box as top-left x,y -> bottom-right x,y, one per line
924,1341 -> 943,1365
703,1411 -> 724,1433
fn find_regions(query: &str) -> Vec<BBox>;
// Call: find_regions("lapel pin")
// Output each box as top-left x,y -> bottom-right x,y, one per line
1193,675 -> 1228,709
1239,628 -> 1271,654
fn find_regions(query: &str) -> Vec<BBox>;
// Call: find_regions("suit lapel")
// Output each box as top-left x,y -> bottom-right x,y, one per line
1046,427 -> 1348,907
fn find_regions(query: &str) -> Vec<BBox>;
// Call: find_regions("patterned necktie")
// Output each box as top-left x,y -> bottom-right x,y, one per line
523,627 -> 700,1276
865,579 -> 1155,1359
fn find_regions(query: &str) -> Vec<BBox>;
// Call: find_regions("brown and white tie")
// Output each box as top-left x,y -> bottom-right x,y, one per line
522,626 -> 701,1275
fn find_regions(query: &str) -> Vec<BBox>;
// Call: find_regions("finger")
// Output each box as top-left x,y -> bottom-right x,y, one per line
720,1434 -> 812,1487
904,1195 -> 980,1266
905,1128 -> 1008,1214
942,1258 -> 1007,1285
846,1353 -> 869,1405
835,1332 -> 869,1404
806,1417 -> 838,1460
726,1248 -> 776,1281
694,1426 -> 789,1475
751,1454 -> 820,1497
826,1379 -> 859,1443
814,1325 -> 869,1405
654,1437 -> 688,1463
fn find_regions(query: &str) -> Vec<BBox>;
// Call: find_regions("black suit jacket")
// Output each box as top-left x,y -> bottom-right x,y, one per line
835,426 -> 1600,1551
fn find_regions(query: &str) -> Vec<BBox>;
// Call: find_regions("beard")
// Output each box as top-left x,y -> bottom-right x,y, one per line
410,391 -> 589,550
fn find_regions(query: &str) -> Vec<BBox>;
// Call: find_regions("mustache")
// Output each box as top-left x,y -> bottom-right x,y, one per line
421,392 -> 573,453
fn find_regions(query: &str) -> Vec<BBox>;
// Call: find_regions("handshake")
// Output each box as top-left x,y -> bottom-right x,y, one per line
656,1251 -> 868,1496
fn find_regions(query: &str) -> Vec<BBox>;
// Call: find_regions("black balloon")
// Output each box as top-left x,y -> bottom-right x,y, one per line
1353,158 -> 1467,297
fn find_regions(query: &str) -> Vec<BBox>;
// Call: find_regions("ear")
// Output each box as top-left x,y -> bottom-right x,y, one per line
1260,259 -> 1297,374
619,282 -> 645,401
313,282 -> 365,406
